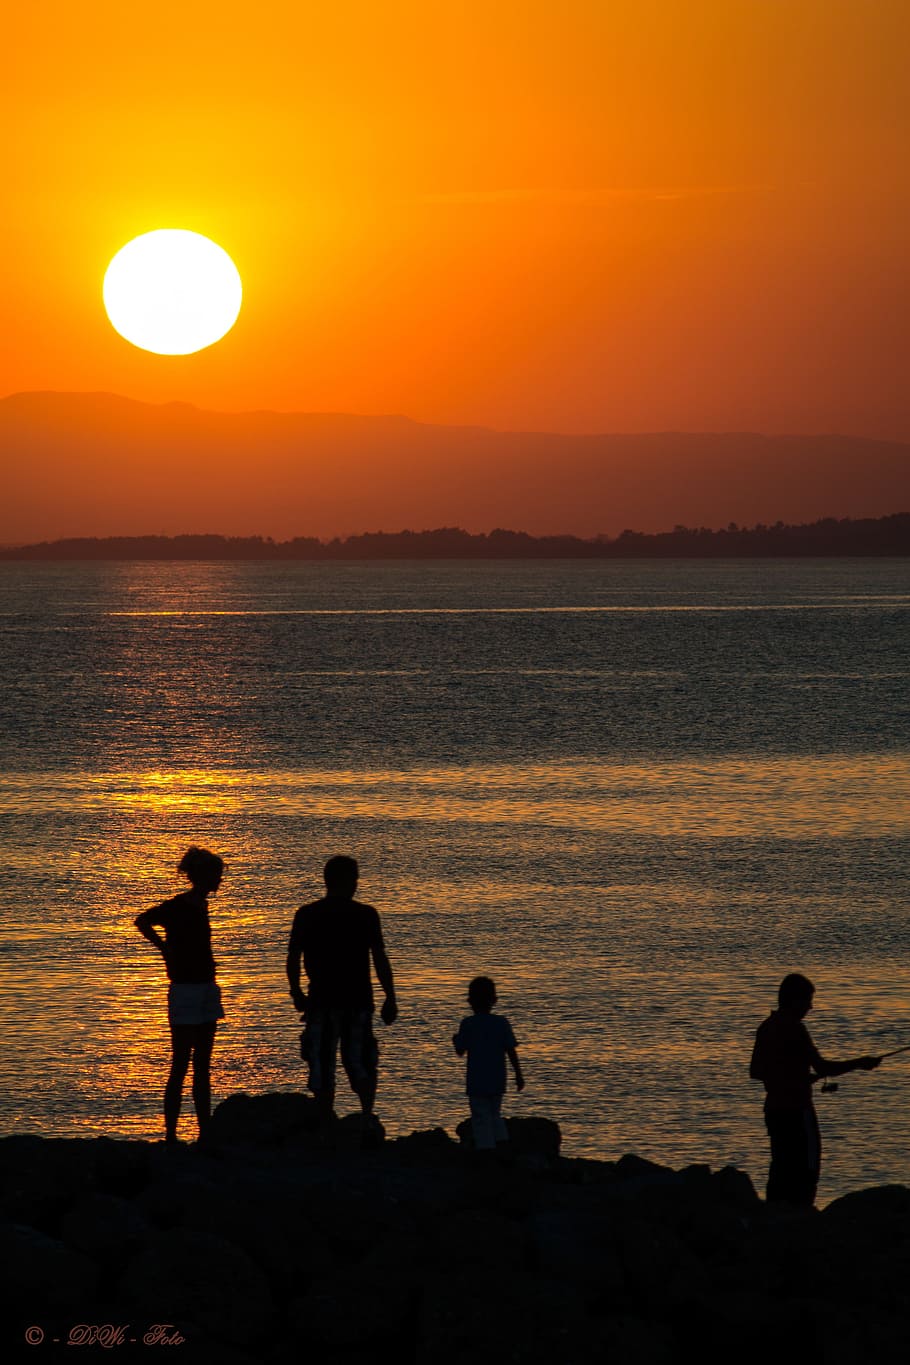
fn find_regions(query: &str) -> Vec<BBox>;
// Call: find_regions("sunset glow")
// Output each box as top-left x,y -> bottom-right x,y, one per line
2,1 -> 908,445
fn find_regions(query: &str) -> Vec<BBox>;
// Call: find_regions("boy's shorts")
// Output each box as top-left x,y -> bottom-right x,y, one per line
301,1007 -> 378,1094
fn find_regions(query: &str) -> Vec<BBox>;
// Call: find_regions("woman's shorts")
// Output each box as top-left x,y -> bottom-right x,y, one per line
167,982 -> 225,1027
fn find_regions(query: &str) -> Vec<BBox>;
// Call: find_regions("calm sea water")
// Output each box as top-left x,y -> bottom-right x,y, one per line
1,558 -> 909,1202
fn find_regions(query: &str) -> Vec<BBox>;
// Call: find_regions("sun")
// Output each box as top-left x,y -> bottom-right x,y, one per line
103,229 -> 242,356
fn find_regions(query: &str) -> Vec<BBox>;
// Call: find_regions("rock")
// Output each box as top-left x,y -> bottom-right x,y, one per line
822,1183 -> 910,1228
454,1117 -> 473,1147
90,1137 -> 154,1197
0,1136 -> 96,1232
61,1192 -> 150,1261
673,1291 -> 817,1363
136,1173 -> 221,1230
454,1114 -> 561,1163
616,1152 -> 678,1184
289,1267 -> 412,1347
506,1116 -> 561,1160
0,1222 -> 97,1313
619,1217 -> 711,1311
815,1304 -> 909,1365
388,1127 -> 456,1162
709,1164 -> 761,1211
559,1155 -> 621,1185
334,1111 -> 386,1152
429,1207 -> 528,1272
3,1134 -> 908,1362
302,1184 -> 417,1256
418,1270 -> 600,1365
674,1197 -> 754,1263
208,1091 -> 322,1146
182,1181 -> 334,1295
598,1314 -> 677,1364
530,1208 -> 626,1299
119,1227 -> 273,1348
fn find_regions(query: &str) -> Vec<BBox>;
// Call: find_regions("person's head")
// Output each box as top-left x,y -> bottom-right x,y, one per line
178,847 -> 224,895
324,855 -> 358,899
778,972 -> 815,1017
467,976 -> 497,1013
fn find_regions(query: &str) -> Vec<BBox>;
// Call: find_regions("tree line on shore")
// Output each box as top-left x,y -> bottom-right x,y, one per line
1,513 -> 908,560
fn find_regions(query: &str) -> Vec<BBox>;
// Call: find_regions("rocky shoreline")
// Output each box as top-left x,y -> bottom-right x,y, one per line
3,1092 -> 908,1364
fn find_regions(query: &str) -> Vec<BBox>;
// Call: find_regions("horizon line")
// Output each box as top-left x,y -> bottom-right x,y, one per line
2,515 -> 907,559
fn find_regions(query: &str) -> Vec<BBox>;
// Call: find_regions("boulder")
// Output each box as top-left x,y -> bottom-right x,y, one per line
454,1114 -> 561,1163
0,1222 -> 97,1314
0,1136 -> 95,1232
302,1184 -> 418,1256
181,1183 -> 334,1295
118,1227 -> 273,1348
388,1127 -> 457,1163
61,1192 -> 150,1262
288,1266 -> 413,1347
822,1183 -> 910,1229
136,1173 -> 222,1230
619,1217 -> 711,1312
530,1208 -> 626,1299
429,1207 -> 529,1272
89,1137 -> 154,1197
709,1164 -> 761,1211
507,1116 -> 561,1161
418,1270 -> 601,1365
208,1091 -> 322,1146
334,1112 -> 386,1152
598,1314 -> 677,1364
616,1152 -> 678,1185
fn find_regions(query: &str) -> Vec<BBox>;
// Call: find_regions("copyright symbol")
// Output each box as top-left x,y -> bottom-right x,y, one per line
25,1326 -> 44,1345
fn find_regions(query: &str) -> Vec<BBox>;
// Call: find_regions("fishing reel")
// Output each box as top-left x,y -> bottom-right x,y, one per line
820,1080 -> 839,1094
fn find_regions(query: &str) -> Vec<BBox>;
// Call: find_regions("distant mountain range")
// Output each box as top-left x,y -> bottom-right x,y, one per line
2,517 -> 908,560
1,391 -> 908,542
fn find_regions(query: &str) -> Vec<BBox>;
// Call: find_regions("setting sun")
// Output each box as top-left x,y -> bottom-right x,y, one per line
102,229 -> 242,356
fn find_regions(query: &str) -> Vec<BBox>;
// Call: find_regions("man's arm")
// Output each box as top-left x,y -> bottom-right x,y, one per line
809,1043 -> 881,1078
286,916 -> 308,1013
507,1046 -> 525,1092
370,921 -> 398,1024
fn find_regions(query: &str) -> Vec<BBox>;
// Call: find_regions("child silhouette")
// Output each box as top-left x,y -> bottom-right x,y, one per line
453,975 -> 524,1150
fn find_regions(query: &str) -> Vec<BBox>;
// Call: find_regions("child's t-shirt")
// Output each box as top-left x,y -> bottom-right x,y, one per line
453,1012 -> 517,1096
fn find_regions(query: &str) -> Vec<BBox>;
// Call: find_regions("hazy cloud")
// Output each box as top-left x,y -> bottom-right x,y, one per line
417,185 -> 775,205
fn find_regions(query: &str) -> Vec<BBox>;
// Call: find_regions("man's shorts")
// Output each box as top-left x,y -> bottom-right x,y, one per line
301,1007 -> 378,1095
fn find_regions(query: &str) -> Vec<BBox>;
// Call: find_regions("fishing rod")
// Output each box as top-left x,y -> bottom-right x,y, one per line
819,1043 -> 909,1093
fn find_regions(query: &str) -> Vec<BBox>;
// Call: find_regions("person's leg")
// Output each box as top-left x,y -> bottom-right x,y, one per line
189,1023 -> 217,1138
766,1109 -> 815,1205
165,1027 -> 193,1142
491,1094 -> 509,1144
341,1012 -> 379,1118
802,1106 -> 821,1206
312,1009 -> 340,1129
470,1096 -> 497,1150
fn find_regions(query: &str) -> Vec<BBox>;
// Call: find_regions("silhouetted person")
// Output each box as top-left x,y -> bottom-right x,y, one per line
134,847 -> 225,1144
453,975 -> 524,1150
750,973 -> 881,1205
286,856 -> 398,1136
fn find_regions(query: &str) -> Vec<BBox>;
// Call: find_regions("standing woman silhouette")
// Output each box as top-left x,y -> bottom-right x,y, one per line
134,847 -> 225,1143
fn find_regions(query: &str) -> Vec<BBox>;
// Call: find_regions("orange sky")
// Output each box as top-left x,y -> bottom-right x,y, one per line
2,1 -> 909,438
